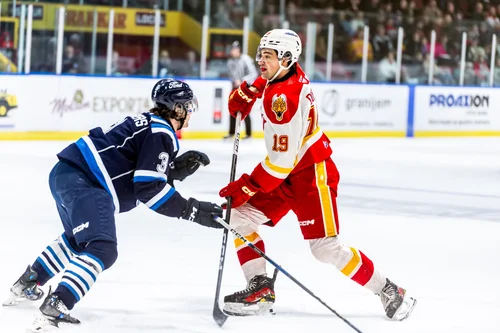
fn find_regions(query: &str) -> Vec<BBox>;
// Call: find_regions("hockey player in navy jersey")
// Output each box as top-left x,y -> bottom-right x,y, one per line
3,78 -> 224,331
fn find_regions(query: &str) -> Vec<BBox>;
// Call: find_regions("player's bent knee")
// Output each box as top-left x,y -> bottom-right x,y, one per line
229,204 -> 268,234
309,237 -> 350,266
84,240 -> 118,270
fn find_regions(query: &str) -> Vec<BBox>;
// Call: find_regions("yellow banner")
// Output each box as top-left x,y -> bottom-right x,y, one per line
3,2 -> 260,54
10,3 -> 181,36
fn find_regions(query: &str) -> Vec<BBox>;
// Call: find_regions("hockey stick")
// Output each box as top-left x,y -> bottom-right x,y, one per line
212,112 -> 242,327
215,216 -> 364,333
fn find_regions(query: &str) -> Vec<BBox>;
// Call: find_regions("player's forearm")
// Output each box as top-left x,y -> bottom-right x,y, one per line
250,162 -> 290,193
134,182 -> 187,218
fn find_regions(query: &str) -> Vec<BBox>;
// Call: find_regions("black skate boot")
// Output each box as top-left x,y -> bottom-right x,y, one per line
28,287 -> 80,332
379,278 -> 417,321
3,265 -> 45,306
223,269 -> 278,316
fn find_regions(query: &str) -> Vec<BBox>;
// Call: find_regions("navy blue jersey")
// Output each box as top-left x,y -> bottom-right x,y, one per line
57,112 -> 187,218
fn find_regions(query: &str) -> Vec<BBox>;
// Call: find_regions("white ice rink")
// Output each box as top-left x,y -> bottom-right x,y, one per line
1,137 -> 499,333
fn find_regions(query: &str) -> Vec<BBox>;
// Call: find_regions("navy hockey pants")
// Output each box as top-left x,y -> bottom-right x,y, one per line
27,160 -> 118,309
48,160 -> 117,246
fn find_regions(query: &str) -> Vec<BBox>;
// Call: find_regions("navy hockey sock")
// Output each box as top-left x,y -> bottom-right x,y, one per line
53,240 -> 117,310
31,234 -> 80,285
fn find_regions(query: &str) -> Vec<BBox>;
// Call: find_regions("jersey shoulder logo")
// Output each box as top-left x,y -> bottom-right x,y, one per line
271,94 -> 287,121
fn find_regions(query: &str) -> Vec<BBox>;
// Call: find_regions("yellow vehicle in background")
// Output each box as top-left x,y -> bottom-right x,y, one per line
0,91 -> 17,117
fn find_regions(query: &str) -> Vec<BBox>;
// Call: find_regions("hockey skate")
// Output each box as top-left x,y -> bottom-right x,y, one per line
223,269 -> 278,316
379,278 -> 417,321
27,286 -> 80,332
3,265 -> 45,306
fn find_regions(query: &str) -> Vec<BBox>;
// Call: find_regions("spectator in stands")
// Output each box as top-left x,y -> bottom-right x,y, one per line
62,45 -> 86,74
372,24 -> 393,61
474,54 -> 490,85
472,2 -> 486,21
405,31 -> 425,63
493,57 -> 500,86
111,51 -> 124,76
338,11 -> 356,37
377,51 -> 399,82
158,49 -> 172,77
478,23 -> 492,48
426,35 -> 448,59
468,39 -> 486,64
349,27 -> 373,63
179,50 -> 200,77
424,0 -> 442,21
350,11 -> 367,35
485,6 -> 500,28
445,2 -> 457,19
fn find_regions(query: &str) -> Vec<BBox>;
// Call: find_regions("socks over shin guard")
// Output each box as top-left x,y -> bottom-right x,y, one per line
234,232 -> 267,281
310,238 -> 386,294
54,253 -> 104,310
31,234 -> 79,285
53,240 -> 116,310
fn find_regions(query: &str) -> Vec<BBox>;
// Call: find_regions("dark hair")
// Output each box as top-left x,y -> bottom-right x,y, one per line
149,106 -> 184,122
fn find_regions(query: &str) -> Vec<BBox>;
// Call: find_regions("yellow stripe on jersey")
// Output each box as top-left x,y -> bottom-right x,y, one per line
264,156 -> 294,174
341,248 -> 361,277
315,161 -> 338,237
301,126 -> 321,148
234,232 -> 261,248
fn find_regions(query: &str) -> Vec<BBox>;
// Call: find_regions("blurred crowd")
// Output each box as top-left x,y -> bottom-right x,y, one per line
2,0 -> 500,85
258,0 -> 500,84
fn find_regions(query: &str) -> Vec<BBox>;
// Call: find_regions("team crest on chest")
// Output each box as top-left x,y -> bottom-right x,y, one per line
271,94 -> 287,121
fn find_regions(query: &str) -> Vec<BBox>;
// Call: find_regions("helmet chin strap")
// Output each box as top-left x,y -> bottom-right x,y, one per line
268,60 -> 294,82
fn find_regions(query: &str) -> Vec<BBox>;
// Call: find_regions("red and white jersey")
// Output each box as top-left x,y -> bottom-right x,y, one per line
250,64 -> 332,193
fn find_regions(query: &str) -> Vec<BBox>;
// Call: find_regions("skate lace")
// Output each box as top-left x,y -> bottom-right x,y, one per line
383,284 -> 395,298
235,277 -> 260,295
52,297 -> 71,315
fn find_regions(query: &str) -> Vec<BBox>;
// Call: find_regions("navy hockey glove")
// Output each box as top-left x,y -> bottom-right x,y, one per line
170,150 -> 210,182
182,198 -> 224,229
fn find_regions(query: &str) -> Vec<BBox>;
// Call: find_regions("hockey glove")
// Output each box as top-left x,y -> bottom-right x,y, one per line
182,198 -> 224,229
169,150 -> 210,182
219,173 -> 260,208
250,76 -> 267,93
228,82 -> 260,120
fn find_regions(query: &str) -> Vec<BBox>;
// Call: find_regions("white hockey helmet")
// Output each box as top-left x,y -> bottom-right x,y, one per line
256,29 -> 302,68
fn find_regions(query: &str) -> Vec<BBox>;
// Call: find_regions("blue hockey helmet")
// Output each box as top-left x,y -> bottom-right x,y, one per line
151,78 -> 198,113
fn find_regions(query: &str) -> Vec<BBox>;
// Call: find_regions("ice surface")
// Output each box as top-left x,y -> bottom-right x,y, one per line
1,137 -> 499,333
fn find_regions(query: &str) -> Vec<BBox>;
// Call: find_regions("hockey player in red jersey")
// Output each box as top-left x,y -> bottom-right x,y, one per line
219,29 -> 417,320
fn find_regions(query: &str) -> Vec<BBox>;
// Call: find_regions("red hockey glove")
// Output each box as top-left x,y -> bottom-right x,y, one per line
251,76 -> 267,93
228,82 -> 259,120
219,173 -> 260,208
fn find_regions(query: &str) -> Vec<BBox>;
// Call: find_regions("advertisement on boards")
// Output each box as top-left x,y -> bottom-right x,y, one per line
413,86 -> 500,133
0,75 -> 22,131
311,83 -> 409,134
23,75 -> 153,131
10,75 -> 231,133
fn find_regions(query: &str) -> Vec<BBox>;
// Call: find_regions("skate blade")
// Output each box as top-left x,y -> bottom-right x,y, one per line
2,291 -> 23,306
223,302 -> 275,316
393,296 -> 417,321
26,315 -> 59,333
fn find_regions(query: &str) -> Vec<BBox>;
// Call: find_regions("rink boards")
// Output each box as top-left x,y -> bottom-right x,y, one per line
1,74 -> 499,139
